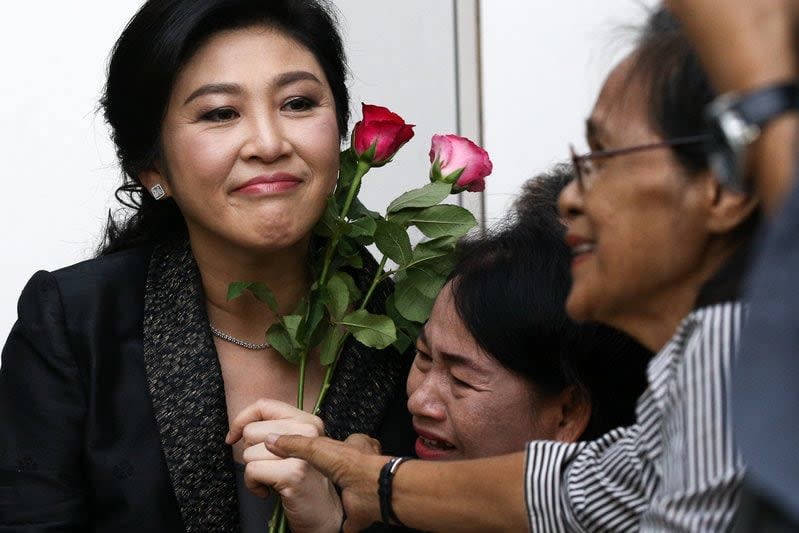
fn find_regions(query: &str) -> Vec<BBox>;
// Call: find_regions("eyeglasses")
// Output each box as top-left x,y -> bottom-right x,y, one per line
569,134 -> 710,192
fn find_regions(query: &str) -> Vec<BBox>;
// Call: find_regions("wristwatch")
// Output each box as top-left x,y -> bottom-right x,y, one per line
705,82 -> 799,190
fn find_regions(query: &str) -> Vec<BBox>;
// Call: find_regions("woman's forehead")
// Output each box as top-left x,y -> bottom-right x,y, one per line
589,56 -> 656,144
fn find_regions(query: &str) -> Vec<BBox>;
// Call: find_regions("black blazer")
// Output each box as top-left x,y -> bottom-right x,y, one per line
0,239 -> 414,532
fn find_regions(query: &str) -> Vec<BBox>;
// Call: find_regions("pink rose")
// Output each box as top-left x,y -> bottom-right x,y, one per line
352,104 -> 415,166
428,134 -> 493,192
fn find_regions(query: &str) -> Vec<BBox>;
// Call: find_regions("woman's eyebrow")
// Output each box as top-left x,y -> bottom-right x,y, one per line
181,71 -> 321,107
441,352 -> 483,373
273,70 -> 322,88
183,83 -> 242,105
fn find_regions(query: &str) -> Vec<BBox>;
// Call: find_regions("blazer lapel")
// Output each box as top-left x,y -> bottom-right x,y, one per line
142,238 -> 239,532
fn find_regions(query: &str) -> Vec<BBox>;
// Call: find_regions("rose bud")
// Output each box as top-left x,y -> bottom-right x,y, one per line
351,104 -> 415,167
429,134 -> 493,192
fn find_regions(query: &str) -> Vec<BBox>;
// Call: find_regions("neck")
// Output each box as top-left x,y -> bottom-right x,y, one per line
189,231 -> 312,339
610,241 -> 741,352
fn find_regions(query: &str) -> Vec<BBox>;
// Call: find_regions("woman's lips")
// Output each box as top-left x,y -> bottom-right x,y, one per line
413,429 -> 457,460
565,234 -> 596,268
234,173 -> 302,195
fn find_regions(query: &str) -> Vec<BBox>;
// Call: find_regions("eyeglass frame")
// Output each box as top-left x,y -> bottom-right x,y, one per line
569,134 -> 710,192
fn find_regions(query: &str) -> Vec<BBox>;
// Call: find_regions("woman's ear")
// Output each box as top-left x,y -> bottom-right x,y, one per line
552,385 -> 591,443
138,161 -> 172,199
701,171 -> 760,234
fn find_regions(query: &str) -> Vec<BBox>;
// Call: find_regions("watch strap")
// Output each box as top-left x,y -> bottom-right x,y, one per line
733,82 -> 799,128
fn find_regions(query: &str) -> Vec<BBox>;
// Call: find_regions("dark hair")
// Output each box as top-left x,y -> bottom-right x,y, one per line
513,162 -> 573,228
628,8 -> 716,174
631,7 -> 760,291
450,167 -> 651,440
99,0 -> 349,255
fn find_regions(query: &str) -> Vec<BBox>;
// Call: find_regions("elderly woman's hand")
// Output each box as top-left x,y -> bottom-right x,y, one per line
227,399 -> 343,533
664,0 -> 797,92
265,433 -> 388,533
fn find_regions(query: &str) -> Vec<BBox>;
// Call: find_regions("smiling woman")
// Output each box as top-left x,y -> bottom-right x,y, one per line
142,27 -> 341,260
0,1 -> 414,531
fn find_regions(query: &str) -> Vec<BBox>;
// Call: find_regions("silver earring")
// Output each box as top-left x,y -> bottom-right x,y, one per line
150,184 -> 166,200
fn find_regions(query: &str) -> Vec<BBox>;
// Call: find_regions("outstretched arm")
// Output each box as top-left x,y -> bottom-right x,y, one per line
266,434 -> 528,533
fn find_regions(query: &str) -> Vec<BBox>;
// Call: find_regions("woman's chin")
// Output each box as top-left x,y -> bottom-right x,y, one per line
565,289 -> 595,322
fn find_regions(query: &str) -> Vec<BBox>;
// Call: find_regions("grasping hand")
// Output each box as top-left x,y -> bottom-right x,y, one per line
266,432 -> 387,533
227,399 -> 343,533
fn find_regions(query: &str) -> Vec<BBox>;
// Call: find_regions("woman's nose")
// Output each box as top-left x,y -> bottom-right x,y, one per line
240,114 -> 291,162
407,373 -> 447,421
558,174 -> 585,222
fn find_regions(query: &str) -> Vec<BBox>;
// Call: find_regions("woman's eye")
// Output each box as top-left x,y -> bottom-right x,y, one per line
451,375 -> 472,389
413,349 -> 432,367
201,107 -> 239,122
283,97 -> 315,112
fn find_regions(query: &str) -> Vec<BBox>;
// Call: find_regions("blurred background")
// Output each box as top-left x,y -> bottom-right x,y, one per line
0,0 -> 656,342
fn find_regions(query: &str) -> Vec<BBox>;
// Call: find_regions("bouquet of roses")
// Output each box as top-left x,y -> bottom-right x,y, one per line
228,104 -> 492,532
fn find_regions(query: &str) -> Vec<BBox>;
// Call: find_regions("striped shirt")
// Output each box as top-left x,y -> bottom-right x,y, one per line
525,303 -> 745,532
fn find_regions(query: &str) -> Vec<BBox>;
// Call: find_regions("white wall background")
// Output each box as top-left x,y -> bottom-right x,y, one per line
0,1 -> 655,344
480,0 -> 657,223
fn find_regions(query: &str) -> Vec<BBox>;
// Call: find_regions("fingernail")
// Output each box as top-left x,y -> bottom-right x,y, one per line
265,433 -> 279,446
224,431 -> 232,444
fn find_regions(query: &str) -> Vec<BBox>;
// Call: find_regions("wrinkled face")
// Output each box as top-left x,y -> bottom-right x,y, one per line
148,26 -> 340,255
558,55 -> 711,329
406,282 -> 561,460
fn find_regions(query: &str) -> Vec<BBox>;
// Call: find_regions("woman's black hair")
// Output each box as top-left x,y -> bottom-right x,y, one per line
450,166 -> 651,440
99,0 -> 349,255
629,8 -> 716,174
631,7 -> 760,282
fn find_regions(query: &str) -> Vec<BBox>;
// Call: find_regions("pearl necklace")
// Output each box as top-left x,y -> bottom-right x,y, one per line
210,325 -> 270,351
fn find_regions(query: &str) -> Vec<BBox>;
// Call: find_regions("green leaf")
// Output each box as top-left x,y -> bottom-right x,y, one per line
387,182 -> 453,214
325,273 -> 351,320
267,322 -> 300,365
338,148 -> 358,190
393,276 -> 436,323
404,265 -> 449,299
340,309 -> 396,349
283,315 -> 304,345
386,182 -> 452,213
385,294 -> 418,331
415,235 -> 459,254
349,196 -> 381,221
394,237 -> 459,274
407,205 -> 477,239
385,295 -> 423,353
226,281 -> 279,314
335,271 -> 362,303
339,237 -> 364,269
314,196 -> 339,238
386,207 -> 418,228
349,216 -> 377,238
319,327 -> 347,366
374,220 -> 413,266
298,298 -> 326,345
392,329 -> 413,354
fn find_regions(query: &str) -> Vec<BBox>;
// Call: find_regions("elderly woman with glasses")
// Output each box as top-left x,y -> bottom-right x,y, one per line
260,7 -> 761,532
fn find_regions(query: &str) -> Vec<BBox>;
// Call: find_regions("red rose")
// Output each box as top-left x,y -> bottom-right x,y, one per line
351,104 -> 415,166
429,134 -> 493,192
